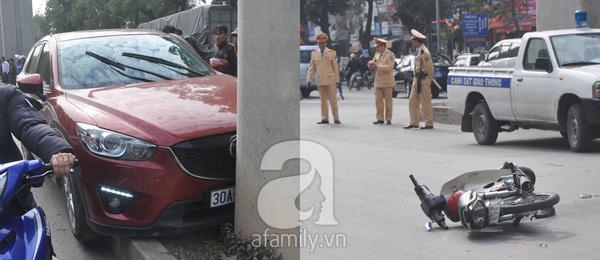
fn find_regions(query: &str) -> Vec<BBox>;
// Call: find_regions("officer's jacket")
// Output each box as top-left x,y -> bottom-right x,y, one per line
414,45 -> 435,83
372,50 -> 396,88
307,48 -> 339,86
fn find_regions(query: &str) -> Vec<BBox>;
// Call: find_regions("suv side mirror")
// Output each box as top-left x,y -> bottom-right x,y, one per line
17,74 -> 46,101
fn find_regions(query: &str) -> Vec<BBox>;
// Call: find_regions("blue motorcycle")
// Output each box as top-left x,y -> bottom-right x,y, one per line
0,159 -> 75,259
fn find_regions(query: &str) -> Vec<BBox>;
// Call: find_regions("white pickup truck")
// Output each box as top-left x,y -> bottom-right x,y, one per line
448,28 -> 600,152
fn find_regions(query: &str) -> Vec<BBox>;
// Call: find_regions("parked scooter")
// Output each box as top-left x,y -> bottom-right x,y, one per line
410,162 -> 560,231
0,159 -> 77,259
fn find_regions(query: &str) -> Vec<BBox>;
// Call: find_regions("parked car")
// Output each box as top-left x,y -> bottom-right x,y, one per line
393,53 -> 452,98
300,45 -> 319,98
453,53 -> 483,67
479,38 -> 521,67
17,29 -> 237,241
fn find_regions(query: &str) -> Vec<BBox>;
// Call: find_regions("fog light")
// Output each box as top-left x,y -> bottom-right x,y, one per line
99,185 -> 134,214
108,197 -> 122,209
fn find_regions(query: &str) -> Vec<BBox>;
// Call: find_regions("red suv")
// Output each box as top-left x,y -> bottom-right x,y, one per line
17,29 -> 237,241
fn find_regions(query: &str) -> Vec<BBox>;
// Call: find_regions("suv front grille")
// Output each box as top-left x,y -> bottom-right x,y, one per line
170,132 -> 236,180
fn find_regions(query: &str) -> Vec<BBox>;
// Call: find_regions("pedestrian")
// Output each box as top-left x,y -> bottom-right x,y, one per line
368,38 -> 396,125
207,24 -> 238,77
1,57 -> 9,84
306,33 -> 341,124
7,58 -> 16,85
0,84 -> 76,211
16,55 -> 26,75
404,29 -> 435,129
336,56 -> 344,100
230,27 -> 238,48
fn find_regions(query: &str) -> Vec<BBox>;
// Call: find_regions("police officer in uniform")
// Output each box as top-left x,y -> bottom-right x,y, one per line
404,29 -> 435,129
369,38 -> 396,124
307,33 -> 341,124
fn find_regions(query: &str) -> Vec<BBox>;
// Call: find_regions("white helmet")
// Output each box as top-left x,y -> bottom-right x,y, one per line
350,53 -> 356,59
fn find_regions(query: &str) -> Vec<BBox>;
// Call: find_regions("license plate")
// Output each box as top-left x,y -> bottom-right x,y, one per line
434,70 -> 443,78
207,187 -> 235,208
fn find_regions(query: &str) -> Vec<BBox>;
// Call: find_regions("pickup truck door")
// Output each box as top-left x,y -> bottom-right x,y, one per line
511,38 -> 557,123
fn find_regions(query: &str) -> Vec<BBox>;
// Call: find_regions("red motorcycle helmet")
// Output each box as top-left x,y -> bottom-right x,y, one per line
209,58 -> 229,74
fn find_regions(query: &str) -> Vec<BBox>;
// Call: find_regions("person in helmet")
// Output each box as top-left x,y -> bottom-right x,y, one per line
344,53 -> 360,85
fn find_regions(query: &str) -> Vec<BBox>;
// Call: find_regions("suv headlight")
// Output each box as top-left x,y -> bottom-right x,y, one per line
76,123 -> 157,160
594,81 -> 600,99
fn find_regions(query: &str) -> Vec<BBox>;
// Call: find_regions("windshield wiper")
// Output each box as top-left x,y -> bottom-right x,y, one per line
122,52 -> 207,77
561,61 -> 598,67
85,51 -> 172,81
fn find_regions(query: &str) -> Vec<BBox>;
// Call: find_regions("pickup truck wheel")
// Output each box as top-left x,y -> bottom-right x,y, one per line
567,104 -> 592,152
560,131 -> 568,139
472,102 -> 499,145
405,81 -> 412,98
392,91 -> 398,98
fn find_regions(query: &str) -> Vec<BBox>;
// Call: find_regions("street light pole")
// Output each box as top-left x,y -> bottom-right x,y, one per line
435,0 -> 441,53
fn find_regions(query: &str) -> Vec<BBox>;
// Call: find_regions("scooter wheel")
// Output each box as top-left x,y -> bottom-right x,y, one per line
500,192 -> 560,215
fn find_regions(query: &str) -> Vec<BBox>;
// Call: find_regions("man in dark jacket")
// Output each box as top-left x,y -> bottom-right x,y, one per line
1,84 -> 76,209
207,25 -> 238,77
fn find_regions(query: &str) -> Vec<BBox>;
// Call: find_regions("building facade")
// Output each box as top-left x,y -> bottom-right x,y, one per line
0,1 -> 35,58
537,0 -> 600,31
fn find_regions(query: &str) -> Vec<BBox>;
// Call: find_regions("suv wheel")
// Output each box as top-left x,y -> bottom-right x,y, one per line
63,169 -> 97,242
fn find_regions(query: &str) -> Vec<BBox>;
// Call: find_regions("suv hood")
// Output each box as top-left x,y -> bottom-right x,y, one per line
66,75 -> 237,146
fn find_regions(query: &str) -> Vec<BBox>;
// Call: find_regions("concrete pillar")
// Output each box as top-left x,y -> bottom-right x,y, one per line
237,1 -> 300,260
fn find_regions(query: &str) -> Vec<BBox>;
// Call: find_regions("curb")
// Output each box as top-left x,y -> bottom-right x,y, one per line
433,102 -> 461,125
110,237 -> 175,260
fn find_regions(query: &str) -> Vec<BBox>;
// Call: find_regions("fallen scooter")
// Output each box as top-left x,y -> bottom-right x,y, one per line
410,162 -> 560,231
0,159 -> 77,259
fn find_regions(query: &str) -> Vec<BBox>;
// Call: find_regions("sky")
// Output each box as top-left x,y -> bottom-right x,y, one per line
32,0 -> 212,16
32,0 -> 46,15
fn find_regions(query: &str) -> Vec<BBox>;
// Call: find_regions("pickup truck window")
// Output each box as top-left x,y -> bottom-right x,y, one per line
551,33 -> 600,67
523,38 -> 549,70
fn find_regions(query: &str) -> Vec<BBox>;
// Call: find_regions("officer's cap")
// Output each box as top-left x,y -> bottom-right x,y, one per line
411,29 -> 426,40
316,33 -> 329,42
374,38 -> 387,45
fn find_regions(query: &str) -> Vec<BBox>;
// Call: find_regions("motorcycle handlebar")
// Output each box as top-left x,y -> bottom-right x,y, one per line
409,174 -> 419,187
42,159 -> 79,173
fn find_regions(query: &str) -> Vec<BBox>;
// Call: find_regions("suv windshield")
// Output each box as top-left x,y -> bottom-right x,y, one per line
58,34 -> 212,89
551,33 -> 600,67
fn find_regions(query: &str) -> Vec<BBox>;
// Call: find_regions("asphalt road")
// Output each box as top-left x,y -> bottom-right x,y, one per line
298,88 -> 600,259
31,169 -> 117,259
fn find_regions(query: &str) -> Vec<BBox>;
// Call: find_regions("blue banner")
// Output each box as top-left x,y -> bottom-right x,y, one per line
448,75 -> 511,88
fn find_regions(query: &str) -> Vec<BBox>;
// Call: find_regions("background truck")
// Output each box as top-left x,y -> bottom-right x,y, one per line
137,5 -> 237,49
447,28 -> 600,153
